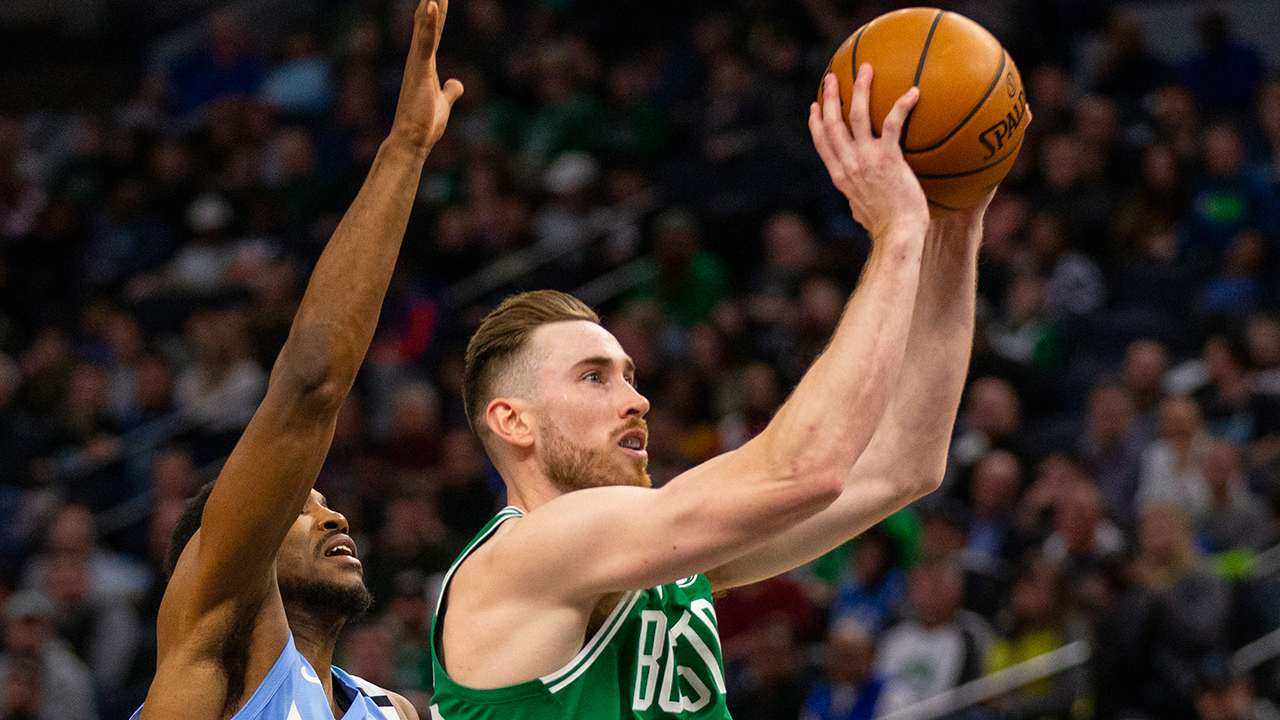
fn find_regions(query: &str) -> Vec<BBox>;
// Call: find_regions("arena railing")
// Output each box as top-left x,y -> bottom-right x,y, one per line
877,641 -> 1091,720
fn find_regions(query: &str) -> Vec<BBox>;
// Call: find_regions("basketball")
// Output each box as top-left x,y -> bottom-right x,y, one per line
819,7 -> 1027,215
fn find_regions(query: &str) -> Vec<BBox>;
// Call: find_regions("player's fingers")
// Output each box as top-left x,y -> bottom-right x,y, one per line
809,102 -> 833,162
820,74 -> 856,157
879,86 -> 919,148
809,102 -> 847,184
847,63 -> 874,143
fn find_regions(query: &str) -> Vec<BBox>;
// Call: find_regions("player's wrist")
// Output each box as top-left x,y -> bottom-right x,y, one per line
381,131 -> 434,162
871,215 -> 929,249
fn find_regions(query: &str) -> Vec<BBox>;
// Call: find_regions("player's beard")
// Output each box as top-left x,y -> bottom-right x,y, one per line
540,422 -> 650,492
279,574 -> 374,623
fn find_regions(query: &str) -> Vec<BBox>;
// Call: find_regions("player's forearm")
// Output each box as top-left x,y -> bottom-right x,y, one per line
847,216 -> 981,493
753,222 -> 925,485
273,138 -> 428,398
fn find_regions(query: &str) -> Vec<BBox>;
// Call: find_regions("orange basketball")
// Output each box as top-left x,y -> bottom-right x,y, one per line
819,7 -> 1027,215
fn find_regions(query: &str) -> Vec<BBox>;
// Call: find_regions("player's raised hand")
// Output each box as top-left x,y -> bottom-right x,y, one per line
810,64 -> 928,240
389,0 -> 464,152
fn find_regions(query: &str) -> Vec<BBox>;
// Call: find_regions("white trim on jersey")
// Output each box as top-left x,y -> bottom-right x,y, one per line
539,589 -> 643,693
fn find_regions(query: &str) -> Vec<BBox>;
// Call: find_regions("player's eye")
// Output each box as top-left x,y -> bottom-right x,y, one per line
584,371 -> 602,383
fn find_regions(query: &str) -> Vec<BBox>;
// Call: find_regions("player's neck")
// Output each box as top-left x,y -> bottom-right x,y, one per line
501,463 -> 565,513
286,606 -> 346,712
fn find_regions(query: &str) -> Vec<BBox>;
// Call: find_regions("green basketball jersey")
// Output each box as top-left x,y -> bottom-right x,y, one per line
429,507 -> 734,720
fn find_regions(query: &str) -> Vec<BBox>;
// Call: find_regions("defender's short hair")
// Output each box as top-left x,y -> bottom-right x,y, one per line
463,291 -> 599,436
165,479 -> 216,578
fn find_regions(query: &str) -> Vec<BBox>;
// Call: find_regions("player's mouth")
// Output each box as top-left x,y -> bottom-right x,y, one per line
617,428 -> 648,460
321,534 -> 361,568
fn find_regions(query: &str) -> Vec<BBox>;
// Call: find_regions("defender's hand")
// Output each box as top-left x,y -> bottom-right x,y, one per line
810,65 -> 929,240
389,0 -> 464,152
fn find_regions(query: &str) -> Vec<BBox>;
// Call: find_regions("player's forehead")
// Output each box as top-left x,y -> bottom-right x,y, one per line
528,320 -> 632,373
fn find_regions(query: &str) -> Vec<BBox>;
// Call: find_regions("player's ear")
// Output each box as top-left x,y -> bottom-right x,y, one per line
486,397 -> 535,448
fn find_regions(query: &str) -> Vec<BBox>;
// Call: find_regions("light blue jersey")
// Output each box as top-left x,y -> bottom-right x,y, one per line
131,632 -> 400,720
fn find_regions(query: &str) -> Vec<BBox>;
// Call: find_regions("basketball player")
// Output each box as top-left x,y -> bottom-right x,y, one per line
428,67 -> 1021,718
130,2 -> 461,718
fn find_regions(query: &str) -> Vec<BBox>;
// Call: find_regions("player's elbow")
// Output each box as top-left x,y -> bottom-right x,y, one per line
271,330 -> 353,411
903,466 -> 946,500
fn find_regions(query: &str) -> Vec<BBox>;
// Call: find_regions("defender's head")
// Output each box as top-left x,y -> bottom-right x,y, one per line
463,290 -> 651,491
167,483 -> 371,621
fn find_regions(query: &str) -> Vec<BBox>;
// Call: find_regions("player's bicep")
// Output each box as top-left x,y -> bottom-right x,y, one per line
493,451 -> 833,597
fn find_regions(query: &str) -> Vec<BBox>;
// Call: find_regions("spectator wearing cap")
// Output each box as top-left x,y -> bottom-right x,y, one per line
0,591 -> 97,720
532,151 -> 603,284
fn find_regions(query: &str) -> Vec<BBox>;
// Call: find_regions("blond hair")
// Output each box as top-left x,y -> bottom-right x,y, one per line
463,290 -> 599,437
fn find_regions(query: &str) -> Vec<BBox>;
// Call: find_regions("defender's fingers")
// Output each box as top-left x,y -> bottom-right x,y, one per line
848,63 -> 874,142
431,0 -> 450,47
879,86 -> 919,147
423,1 -> 442,53
407,0 -> 433,60
819,74 -> 856,156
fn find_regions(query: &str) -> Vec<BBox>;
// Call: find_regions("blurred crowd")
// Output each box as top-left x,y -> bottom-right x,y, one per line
0,0 -> 1279,718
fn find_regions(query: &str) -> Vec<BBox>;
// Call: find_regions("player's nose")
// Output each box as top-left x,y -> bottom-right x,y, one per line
620,382 -> 650,418
318,506 -> 349,533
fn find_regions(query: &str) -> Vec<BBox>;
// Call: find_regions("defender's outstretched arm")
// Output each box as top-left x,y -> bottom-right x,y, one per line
158,0 -> 461,643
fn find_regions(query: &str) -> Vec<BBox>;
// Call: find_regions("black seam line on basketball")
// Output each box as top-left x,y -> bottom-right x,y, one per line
899,10 -> 945,145
904,52 -> 1007,155
927,198 -> 963,211
838,24 -> 869,115
913,134 -> 1023,179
